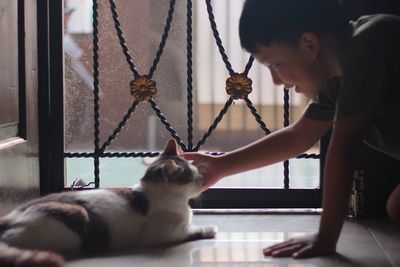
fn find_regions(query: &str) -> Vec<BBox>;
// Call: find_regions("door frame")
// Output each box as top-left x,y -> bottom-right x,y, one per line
37,0 -> 65,195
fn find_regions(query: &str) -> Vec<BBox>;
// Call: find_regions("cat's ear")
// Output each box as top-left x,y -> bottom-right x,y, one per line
162,139 -> 177,156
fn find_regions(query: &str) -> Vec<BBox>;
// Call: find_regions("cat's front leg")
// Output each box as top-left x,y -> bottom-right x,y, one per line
184,225 -> 217,242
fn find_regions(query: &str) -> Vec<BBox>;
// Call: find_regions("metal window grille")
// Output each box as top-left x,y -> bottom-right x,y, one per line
63,0 -> 324,208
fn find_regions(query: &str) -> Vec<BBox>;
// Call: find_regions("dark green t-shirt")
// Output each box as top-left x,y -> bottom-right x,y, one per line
304,14 -> 400,160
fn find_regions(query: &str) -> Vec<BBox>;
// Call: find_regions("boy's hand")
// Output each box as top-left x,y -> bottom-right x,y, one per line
263,233 -> 336,258
180,152 -> 225,189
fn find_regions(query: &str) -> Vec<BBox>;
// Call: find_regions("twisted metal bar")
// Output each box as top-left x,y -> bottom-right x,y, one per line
186,0 -> 194,151
283,88 -> 290,189
297,153 -> 320,159
65,152 -> 94,158
283,160 -> 290,189
65,151 -> 320,159
65,152 -> 160,158
195,97 -> 234,151
148,0 -> 176,78
205,0 -> 234,75
109,0 -> 139,77
102,152 -> 160,158
244,98 -> 272,135
99,101 -> 139,153
244,56 -> 255,75
92,0 -> 101,188
148,99 -> 187,150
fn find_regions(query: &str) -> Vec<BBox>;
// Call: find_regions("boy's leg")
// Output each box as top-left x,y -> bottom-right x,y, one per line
387,184 -> 400,224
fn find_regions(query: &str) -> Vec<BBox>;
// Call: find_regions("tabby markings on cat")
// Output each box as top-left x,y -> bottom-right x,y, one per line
0,140 -> 216,267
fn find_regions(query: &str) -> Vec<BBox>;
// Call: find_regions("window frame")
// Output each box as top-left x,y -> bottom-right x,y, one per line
0,0 -> 26,142
42,0 -> 326,209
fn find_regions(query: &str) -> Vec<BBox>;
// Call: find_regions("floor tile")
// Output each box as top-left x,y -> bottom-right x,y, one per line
188,214 -> 392,267
65,247 -> 164,267
1,213 -> 396,267
364,218 -> 400,267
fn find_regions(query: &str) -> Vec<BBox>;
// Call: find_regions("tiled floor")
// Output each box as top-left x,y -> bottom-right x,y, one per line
63,214 -> 400,267
1,202 -> 398,266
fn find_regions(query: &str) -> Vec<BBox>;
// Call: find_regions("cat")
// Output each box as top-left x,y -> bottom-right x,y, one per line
0,139 -> 216,267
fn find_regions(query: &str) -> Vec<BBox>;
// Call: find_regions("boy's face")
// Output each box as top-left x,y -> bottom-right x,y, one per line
253,36 -> 327,99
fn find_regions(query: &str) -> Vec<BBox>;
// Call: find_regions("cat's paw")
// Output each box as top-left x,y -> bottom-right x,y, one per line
202,226 -> 217,239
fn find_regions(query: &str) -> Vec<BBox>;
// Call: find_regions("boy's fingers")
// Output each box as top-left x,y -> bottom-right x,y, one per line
270,244 -> 303,257
180,152 -> 199,160
292,244 -> 313,258
263,240 -> 293,254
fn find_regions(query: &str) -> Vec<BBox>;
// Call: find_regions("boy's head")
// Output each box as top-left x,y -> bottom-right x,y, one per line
239,0 -> 349,53
239,0 -> 350,98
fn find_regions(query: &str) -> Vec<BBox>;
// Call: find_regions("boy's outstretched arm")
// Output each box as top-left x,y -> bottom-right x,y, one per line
264,115 -> 369,258
182,116 -> 332,188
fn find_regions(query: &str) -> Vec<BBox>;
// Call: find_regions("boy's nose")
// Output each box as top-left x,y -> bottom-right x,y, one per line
270,69 -> 283,85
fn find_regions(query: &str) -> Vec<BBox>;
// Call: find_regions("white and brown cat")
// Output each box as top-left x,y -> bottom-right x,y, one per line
0,140 -> 216,267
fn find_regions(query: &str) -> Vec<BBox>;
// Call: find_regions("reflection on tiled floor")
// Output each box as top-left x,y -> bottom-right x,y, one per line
1,203 -> 398,267
63,214 -> 400,267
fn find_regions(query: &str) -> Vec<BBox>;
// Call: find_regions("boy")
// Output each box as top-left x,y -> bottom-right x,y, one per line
182,0 -> 400,258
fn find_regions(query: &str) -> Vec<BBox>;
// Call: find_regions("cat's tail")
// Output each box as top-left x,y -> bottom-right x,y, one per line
0,242 -> 64,267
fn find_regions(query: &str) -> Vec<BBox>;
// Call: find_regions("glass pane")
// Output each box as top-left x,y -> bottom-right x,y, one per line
64,0 -> 319,189
193,0 -> 319,188
0,0 -> 19,140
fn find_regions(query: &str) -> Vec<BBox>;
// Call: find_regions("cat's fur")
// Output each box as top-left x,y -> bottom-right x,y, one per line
0,140 -> 216,267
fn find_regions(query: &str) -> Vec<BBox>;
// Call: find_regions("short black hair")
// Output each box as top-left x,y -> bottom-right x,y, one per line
239,0 -> 350,53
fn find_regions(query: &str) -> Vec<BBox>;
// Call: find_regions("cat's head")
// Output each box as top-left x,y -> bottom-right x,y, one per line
141,140 -> 204,198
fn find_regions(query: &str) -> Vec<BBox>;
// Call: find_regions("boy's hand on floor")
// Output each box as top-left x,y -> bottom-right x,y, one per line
263,233 -> 336,258
180,152 -> 224,189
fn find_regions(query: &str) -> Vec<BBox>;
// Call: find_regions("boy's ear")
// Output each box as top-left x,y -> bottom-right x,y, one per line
162,139 -> 177,156
299,32 -> 320,60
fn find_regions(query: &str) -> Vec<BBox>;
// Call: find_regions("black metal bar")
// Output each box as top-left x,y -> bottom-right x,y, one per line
149,99 -> 187,150
49,0 -> 65,193
18,0 -> 27,139
195,97 -> 234,151
38,0 -> 51,195
283,88 -> 290,189
65,151 -> 160,158
205,0 -> 234,75
243,56 -> 254,75
38,0 -> 64,195
93,0 -> 101,188
244,98 -> 271,135
186,0 -> 194,151
99,101 -> 139,153
109,0 -> 139,77
148,0 -> 176,78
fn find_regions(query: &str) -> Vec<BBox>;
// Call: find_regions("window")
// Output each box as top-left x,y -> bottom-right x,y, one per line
0,0 -> 20,141
63,0 -> 322,207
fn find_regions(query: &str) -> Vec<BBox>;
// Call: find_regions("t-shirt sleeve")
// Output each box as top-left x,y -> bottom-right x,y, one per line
303,77 -> 340,121
336,22 -> 386,119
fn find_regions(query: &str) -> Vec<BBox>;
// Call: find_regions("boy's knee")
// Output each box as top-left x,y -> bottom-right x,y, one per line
386,185 -> 400,224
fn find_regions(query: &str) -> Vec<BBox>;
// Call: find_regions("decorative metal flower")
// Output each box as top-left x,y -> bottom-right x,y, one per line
130,75 -> 157,101
225,73 -> 253,100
